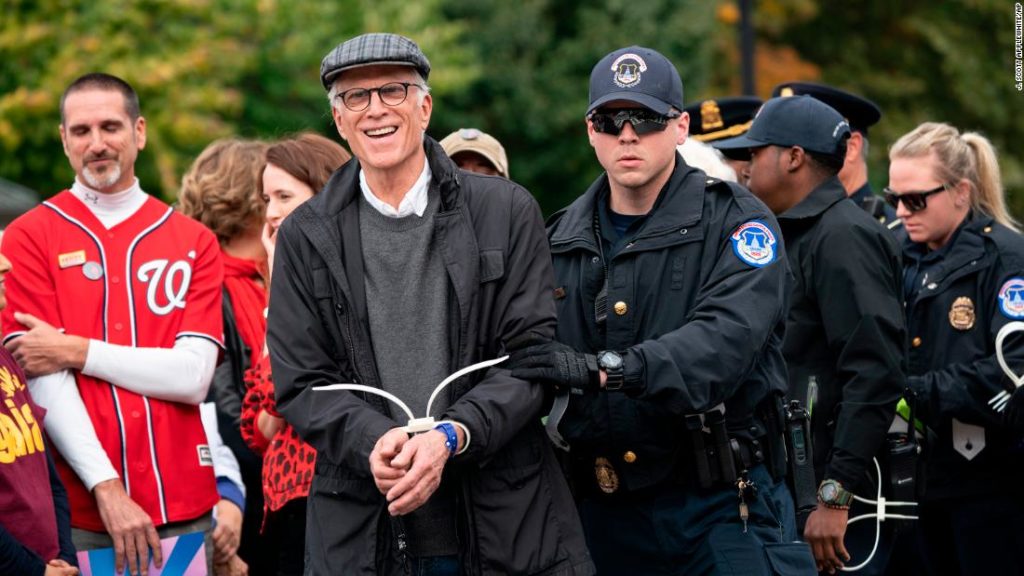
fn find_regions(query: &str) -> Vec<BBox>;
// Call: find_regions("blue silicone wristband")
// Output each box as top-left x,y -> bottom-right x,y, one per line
435,422 -> 458,458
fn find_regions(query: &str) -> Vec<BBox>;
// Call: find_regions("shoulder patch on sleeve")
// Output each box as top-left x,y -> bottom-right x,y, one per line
999,278 -> 1024,318
730,220 -> 777,267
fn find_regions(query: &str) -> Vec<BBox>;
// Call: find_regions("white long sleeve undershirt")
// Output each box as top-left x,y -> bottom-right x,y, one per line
82,337 -> 218,405
29,337 -> 218,490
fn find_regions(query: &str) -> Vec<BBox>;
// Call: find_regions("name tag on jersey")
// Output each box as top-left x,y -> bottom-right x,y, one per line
58,250 -> 87,269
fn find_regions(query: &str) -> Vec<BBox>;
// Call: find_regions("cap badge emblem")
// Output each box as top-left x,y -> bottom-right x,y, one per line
949,296 -> 975,330
700,100 -> 724,131
610,53 -> 647,88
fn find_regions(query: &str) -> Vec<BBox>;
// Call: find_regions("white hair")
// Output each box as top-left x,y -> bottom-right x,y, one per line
678,139 -> 737,182
327,69 -> 430,111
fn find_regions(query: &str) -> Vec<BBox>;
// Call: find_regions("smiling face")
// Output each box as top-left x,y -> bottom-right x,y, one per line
262,162 -> 316,233
330,65 -> 431,182
587,101 -> 688,201
59,88 -> 146,193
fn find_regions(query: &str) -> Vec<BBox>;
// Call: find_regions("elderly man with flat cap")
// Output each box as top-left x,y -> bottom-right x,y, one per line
718,96 -> 906,575
266,33 -> 592,576
508,45 -> 816,575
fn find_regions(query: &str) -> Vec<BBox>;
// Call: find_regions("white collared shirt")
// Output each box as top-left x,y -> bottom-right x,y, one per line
359,160 -> 433,218
70,178 -> 147,228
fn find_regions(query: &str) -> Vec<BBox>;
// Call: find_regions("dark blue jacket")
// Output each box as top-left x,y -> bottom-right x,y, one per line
547,155 -> 789,493
904,214 -> 1024,500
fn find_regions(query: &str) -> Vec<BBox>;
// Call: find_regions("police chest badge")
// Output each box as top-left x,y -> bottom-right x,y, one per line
730,220 -> 777,267
999,278 -> 1024,319
948,296 -> 976,330
594,457 -> 620,493
610,53 -> 647,88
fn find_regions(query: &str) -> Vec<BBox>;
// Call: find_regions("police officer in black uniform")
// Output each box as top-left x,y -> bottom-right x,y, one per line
684,96 -> 763,184
772,82 -> 901,233
508,46 -> 816,575
718,96 -> 906,574
888,121 -> 1024,574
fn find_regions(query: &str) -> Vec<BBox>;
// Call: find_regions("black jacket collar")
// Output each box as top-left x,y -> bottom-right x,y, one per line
550,153 -> 705,247
778,176 -> 847,222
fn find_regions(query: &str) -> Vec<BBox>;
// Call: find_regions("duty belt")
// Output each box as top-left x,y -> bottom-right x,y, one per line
575,433 -> 766,498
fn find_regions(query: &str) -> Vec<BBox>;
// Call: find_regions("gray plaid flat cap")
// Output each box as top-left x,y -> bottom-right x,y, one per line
320,33 -> 431,90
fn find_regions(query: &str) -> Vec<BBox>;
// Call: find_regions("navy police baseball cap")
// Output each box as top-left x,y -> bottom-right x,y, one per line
587,46 -> 684,116
715,95 -> 851,156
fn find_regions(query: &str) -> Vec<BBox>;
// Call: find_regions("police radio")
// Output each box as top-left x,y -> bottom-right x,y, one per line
785,400 -> 818,514
886,389 -> 921,503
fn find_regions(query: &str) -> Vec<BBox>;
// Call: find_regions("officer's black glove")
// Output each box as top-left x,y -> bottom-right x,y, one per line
508,341 -> 599,394
1004,386 -> 1024,436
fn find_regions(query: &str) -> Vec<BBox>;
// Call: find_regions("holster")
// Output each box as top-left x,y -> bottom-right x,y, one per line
757,392 -> 789,482
683,408 -> 766,489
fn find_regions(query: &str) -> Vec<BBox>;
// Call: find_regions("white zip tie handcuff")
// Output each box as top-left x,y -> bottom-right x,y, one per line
313,356 -> 508,444
841,457 -> 918,572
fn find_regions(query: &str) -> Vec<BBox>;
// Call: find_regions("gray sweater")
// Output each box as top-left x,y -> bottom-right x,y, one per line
359,189 -> 456,557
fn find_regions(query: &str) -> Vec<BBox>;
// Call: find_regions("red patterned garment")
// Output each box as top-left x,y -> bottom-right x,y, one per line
240,354 -> 315,516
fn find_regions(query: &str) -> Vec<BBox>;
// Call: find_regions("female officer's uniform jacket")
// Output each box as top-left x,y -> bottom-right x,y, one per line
266,138 -> 594,575
904,213 -> 1024,501
547,155 -> 790,494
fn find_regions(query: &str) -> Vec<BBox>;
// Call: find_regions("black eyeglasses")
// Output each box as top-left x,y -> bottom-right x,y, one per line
589,108 -> 679,136
883,185 -> 947,213
335,82 -> 424,111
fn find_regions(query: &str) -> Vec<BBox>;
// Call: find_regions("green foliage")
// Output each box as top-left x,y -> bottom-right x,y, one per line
759,0 -> 1024,217
3,0 -> 1015,220
0,0 -> 467,201
433,0 -> 717,214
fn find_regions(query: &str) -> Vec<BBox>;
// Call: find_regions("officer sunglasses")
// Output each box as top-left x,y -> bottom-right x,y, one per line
882,184 -> 947,213
335,82 -> 425,111
589,108 -> 680,136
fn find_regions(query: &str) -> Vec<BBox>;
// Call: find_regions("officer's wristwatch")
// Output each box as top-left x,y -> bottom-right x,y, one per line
817,479 -> 853,510
597,350 -> 625,391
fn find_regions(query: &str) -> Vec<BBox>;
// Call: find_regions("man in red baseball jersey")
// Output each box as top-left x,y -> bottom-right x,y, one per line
1,73 -> 224,576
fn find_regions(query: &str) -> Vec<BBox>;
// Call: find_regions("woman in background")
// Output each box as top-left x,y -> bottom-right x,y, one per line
887,122 -> 1024,575
240,133 -> 349,576
178,138 -> 271,576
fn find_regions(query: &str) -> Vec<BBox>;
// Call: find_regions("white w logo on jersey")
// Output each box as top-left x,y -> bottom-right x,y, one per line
137,259 -> 192,316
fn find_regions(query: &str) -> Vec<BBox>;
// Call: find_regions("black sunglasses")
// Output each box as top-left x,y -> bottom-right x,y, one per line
589,108 -> 679,136
883,184 -> 947,213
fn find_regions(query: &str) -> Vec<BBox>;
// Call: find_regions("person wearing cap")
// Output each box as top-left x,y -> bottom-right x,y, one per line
718,96 -> 906,574
772,82 -> 900,232
684,96 -> 763,184
439,128 -> 509,178
265,33 -> 593,576
508,46 -> 815,575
